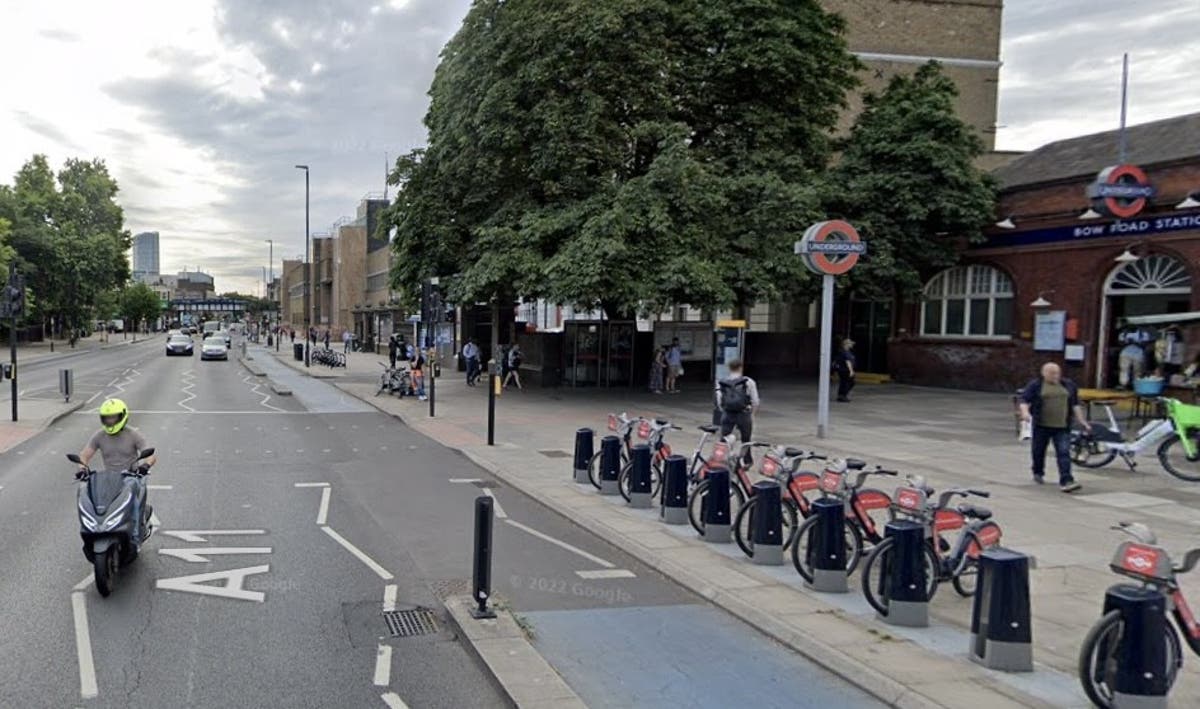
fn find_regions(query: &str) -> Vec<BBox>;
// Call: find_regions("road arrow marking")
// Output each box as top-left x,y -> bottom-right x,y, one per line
156,565 -> 271,602
158,547 -> 273,563
160,529 -> 266,543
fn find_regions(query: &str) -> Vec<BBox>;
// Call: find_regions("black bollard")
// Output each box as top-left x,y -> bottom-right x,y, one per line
879,519 -> 929,627
628,444 -> 653,508
660,455 -> 689,525
1102,584 -> 1170,707
573,428 -> 595,485
807,497 -> 848,592
750,480 -> 784,565
471,496 -> 496,619
487,364 -> 497,446
969,548 -> 1033,671
598,435 -> 621,496
702,468 -> 732,543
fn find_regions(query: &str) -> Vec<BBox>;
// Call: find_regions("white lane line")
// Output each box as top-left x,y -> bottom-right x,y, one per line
320,526 -> 394,580
294,482 -> 331,488
381,692 -> 410,709
382,584 -> 398,612
73,574 -> 94,592
160,529 -> 266,543
482,488 -> 507,519
373,644 -> 392,686
448,478 -> 482,484
504,520 -> 615,569
147,484 -> 173,490
575,569 -> 636,580
316,486 -> 331,525
71,592 -> 98,699
149,510 -> 161,528
85,390 -> 104,405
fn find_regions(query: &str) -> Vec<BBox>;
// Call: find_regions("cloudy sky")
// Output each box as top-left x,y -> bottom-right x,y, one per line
1,0 -> 1197,295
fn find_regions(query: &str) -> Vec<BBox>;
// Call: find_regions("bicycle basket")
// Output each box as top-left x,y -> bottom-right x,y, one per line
819,469 -> 843,494
1110,541 -> 1173,582
759,455 -> 781,478
710,442 -> 729,463
637,420 -> 652,440
607,414 -> 618,432
893,486 -> 928,515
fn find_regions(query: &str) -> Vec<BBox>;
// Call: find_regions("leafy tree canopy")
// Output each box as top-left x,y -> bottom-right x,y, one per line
119,282 -> 161,330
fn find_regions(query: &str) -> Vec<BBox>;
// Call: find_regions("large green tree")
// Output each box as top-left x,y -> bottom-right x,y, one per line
119,282 -> 161,335
386,0 -> 859,317
825,62 -> 997,299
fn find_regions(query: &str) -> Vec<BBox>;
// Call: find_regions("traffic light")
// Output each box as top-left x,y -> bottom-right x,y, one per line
10,282 -> 25,319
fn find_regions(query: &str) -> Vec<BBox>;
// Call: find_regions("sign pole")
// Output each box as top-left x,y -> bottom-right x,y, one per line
817,274 -> 834,438
9,265 -> 17,423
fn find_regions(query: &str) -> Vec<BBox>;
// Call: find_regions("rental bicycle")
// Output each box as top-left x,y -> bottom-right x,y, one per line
1071,397 -> 1200,482
790,460 -> 897,582
587,412 -> 639,488
618,418 -> 681,502
731,447 -> 823,558
1079,522 -> 1200,708
688,439 -> 771,534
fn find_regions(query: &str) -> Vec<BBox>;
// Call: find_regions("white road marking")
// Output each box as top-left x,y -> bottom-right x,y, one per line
71,591 -> 98,699
482,488 -> 507,519
316,487 -> 331,525
373,644 -> 392,686
320,526 -> 394,580
448,478 -> 483,484
73,574 -> 94,592
147,484 -> 173,490
161,529 -> 267,543
149,511 -> 161,528
85,390 -> 104,405
156,565 -> 270,602
294,482 -> 331,488
504,520 -> 615,569
575,569 -> 636,580
382,584 -> 398,612
322,448 -> 331,453
158,547 -> 273,563
381,692 -> 410,709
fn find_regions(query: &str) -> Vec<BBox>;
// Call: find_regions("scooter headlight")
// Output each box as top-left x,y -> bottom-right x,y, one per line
78,503 -> 97,531
99,491 -> 133,531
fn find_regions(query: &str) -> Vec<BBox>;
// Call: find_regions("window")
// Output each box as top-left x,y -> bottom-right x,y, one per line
920,265 -> 1013,338
366,271 -> 389,292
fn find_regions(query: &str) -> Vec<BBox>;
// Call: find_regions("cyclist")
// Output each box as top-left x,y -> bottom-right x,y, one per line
75,399 -> 157,543
1018,362 -> 1089,493
715,359 -> 759,465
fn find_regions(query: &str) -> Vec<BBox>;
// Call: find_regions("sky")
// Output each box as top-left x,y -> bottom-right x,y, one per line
0,0 -> 1197,295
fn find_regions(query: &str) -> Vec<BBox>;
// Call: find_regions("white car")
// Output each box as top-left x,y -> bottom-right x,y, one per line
200,339 -> 228,361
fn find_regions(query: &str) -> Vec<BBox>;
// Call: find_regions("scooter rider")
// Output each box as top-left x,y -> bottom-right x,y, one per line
76,399 -> 157,542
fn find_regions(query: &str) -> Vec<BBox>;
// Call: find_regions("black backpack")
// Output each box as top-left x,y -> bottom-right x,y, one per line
719,377 -> 750,413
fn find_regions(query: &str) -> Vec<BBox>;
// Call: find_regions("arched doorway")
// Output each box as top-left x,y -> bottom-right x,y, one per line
1097,254 -> 1192,386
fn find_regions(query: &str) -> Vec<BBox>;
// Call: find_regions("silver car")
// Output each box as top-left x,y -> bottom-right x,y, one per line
200,339 -> 228,361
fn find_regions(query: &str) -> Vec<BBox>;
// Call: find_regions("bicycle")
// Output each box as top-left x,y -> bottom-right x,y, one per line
1071,397 -> 1200,482
587,413 -> 639,489
860,477 -> 1000,613
687,439 -> 772,534
1079,521 -> 1200,708
732,447 -> 823,558
376,362 -> 412,397
790,461 -> 897,582
617,418 -> 681,502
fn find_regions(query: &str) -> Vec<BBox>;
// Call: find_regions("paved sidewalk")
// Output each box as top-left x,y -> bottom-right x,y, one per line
268,347 -> 1200,707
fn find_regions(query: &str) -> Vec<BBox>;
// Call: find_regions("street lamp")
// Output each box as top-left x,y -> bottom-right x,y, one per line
295,165 -> 310,367
265,238 -> 277,349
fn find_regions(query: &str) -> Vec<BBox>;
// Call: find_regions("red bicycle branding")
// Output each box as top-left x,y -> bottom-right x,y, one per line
1121,543 -> 1162,575
896,488 -> 922,510
710,442 -> 729,463
934,509 -> 965,533
607,414 -> 618,431
966,524 -> 1003,558
760,457 -> 780,477
820,471 -> 842,493
1173,591 -> 1200,640
637,421 -> 651,439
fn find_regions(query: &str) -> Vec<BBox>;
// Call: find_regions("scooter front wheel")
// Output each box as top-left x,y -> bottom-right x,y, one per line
93,548 -> 117,597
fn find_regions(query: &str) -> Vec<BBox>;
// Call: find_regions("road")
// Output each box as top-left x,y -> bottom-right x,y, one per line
0,334 -> 879,708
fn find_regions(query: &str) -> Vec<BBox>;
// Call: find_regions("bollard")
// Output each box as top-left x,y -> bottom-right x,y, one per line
598,435 -> 622,496
1102,584 -> 1170,707
628,444 -> 653,509
969,548 -> 1033,671
702,468 -> 732,543
471,496 -> 496,619
879,520 -> 929,627
572,428 -> 595,485
750,480 -> 784,565
660,455 -> 689,525
807,498 -> 849,592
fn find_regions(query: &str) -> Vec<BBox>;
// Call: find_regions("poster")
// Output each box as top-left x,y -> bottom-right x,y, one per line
653,323 -> 712,362
1034,310 -> 1066,352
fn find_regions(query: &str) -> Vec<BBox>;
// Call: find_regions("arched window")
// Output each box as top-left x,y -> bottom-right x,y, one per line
921,265 -> 1013,338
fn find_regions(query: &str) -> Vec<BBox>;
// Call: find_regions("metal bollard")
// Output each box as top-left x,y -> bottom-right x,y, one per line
750,480 -> 784,565
969,548 -> 1033,671
807,497 -> 848,592
879,519 -> 929,627
628,444 -> 653,508
598,435 -> 621,496
702,468 -> 732,543
660,455 -> 689,525
572,428 -> 595,485
1102,584 -> 1170,707
471,496 -> 496,619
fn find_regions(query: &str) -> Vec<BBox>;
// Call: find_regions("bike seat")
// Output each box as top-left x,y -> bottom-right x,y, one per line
784,447 -> 804,458
845,458 -> 867,471
699,425 -> 719,434
960,504 -> 992,520
655,418 -> 669,426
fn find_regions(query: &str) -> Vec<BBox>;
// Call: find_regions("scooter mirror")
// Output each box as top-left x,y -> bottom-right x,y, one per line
138,448 -> 155,459
66,453 -> 83,464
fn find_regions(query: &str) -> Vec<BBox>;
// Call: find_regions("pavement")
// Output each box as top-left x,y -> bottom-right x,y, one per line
271,347 -> 1200,708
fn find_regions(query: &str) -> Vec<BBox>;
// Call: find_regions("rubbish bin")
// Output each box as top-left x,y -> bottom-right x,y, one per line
294,343 -> 304,361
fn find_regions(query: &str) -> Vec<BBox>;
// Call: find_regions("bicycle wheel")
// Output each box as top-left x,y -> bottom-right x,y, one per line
1071,434 -> 1118,469
1078,609 -> 1183,709
586,452 -> 603,489
618,461 -> 663,502
1158,433 -> 1200,482
860,537 -> 940,616
733,497 -> 797,559
688,480 -> 746,534
950,535 -> 981,597
790,515 -> 864,583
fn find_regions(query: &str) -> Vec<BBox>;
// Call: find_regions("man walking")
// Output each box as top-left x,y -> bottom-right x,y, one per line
462,339 -> 480,386
715,359 -> 759,466
342,329 -> 352,353
1019,362 -> 1089,493
835,338 -> 856,402
665,338 -> 683,394
388,334 -> 399,368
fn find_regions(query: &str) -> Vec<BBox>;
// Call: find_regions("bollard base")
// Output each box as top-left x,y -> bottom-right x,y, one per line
972,639 -> 1033,673
629,492 -> 652,509
807,568 -> 849,593
599,479 -> 620,496
573,468 -> 590,485
469,605 -> 497,620
880,600 -> 928,627
752,544 -> 783,566
661,506 -> 688,525
703,523 -> 731,544
1111,693 -> 1167,709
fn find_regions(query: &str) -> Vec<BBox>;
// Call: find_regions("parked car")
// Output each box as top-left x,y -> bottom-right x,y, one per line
200,339 -> 228,361
165,334 -> 194,357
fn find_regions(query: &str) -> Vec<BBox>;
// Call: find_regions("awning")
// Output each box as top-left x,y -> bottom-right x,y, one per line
1120,311 -> 1200,326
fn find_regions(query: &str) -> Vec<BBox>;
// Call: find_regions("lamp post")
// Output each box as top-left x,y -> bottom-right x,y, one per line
294,165 -> 310,367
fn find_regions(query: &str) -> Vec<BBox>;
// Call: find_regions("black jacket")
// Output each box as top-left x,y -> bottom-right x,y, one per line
1020,377 -> 1080,428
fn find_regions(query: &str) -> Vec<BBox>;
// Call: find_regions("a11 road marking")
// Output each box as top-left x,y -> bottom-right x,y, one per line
156,529 -> 272,602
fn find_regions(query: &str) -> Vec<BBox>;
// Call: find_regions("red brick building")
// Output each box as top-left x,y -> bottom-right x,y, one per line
889,113 -> 1200,391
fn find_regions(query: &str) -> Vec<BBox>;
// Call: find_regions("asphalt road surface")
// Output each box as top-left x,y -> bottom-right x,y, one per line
0,334 -> 878,708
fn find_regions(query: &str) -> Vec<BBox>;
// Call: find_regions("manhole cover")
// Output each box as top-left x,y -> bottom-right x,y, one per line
384,608 -> 440,638
538,449 -> 571,459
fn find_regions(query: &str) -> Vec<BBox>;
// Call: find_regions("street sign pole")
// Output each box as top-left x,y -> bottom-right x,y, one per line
816,274 -> 834,438
9,265 -> 18,422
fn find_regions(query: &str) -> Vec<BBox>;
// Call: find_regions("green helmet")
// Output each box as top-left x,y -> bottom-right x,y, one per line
98,398 -> 129,435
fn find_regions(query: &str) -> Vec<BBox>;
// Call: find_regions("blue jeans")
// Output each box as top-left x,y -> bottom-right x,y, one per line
1031,425 -> 1074,484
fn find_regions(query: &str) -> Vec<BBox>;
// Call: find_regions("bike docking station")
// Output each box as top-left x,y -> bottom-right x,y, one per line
660,455 -> 689,525
598,435 -> 621,496
968,548 -> 1033,672
627,444 -> 654,509
702,468 -> 732,543
572,427 -> 594,485
749,480 -> 784,566
1101,584 -> 1171,708
877,519 -> 930,627
806,497 -> 849,592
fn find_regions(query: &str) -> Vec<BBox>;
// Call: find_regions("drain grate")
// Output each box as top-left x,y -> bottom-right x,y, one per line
384,608 -> 440,638
538,449 -> 572,459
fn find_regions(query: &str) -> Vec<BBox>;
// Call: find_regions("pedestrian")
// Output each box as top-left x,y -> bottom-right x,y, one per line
835,338 -> 857,402
290,329 -> 295,344
649,346 -> 665,394
1018,362 -> 1089,493
665,338 -> 683,393
715,359 -> 759,466
411,347 -> 427,401
323,329 -> 331,350
463,338 -> 480,386
504,343 -> 523,390
342,329 -> 352,353
388,334 -> 399,368
1117,334 -> 1145,388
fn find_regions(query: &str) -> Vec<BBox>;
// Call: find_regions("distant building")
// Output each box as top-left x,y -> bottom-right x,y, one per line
175,270 -> 215,300
132,232 -> 160,279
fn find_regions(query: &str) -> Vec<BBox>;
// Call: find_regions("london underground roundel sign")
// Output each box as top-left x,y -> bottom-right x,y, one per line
794,220 -> 866,276
1087,164 -> 1156,219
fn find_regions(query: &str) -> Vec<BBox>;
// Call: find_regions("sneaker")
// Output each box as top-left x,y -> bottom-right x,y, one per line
1060,481 -> 1081,493
1032,475 -> 1045,485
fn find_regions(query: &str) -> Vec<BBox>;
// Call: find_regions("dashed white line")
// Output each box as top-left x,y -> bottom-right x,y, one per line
73,574 -> 94,592
320,526 -> 394,580
381,692 -> 410,709
383,584 -> 398,612
448,478 -> 482,484
71,591 -> 98,699
316,487 -> 331,525
147,484 -> 173,490
504,520 -> 615,569
575,569 -> 636,580
373,644 -> 392,686
482,488 -> 507,519
294,482 -> 331,488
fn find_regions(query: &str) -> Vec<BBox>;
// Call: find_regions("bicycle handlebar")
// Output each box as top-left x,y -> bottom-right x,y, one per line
1176,548 -> 1200,575
935,487 -> 989,510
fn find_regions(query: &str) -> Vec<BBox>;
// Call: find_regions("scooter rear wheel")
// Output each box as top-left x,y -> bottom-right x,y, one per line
93,548 -> 117,597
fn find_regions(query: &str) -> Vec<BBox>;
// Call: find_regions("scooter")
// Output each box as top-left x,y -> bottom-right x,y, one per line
67,448 -> 155,597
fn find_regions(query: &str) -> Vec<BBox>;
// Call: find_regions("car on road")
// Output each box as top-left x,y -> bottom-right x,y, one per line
200,338 -> 228,361
215,330 -> 232,347
165,334 -> 194,357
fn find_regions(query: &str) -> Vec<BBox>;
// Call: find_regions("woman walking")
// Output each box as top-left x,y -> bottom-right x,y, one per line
504,344 -> 524,390
649,347 -> 665,393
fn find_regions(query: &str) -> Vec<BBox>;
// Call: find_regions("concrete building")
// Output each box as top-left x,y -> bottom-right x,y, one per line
280,259 -> 306,332
132,231 -> 160,279
175,271 -> 215,301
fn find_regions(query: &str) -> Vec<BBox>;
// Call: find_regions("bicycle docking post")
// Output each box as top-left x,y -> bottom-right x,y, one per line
471,496 -> 496,619
750,480 -> 784,565
702,468 -> 732,543
1103,584 -> 1170,707
807,498 -> 848,592
598,435 -> 621,496
969,548 -> 1033,671
879,520 -> 929,627
573,428 -> 594,485
660,455 -> 689,525
628,444 -> 653,509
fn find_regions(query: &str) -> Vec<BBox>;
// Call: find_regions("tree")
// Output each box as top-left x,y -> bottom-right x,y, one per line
824,62 -> 997,299
385,0 -> 859,317
119,283 -> 161,337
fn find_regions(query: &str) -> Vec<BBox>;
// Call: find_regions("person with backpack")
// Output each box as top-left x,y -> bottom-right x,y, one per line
834,338 -> 856,403
715,359 -> 759,465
